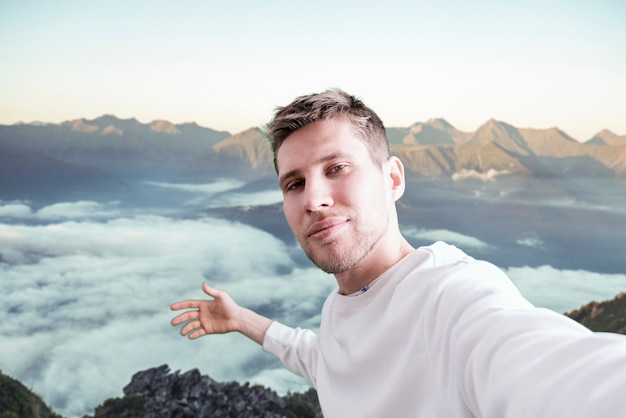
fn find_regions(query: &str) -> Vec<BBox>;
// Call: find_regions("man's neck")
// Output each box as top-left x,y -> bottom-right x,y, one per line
335,237 -> 414,295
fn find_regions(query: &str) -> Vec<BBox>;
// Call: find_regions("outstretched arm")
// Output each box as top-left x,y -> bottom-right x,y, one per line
170,282 -> 272,345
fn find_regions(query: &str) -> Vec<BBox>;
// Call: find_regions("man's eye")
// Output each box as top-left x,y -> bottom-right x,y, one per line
329,164 -> 346,174
286,180 -> 304,191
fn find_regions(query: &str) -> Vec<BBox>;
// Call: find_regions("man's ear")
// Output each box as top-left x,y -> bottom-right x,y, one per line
386,156 -> 406,201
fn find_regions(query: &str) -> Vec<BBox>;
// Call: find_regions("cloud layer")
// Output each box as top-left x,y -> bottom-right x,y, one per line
404,227 -> 490,250
507,265 -> 626,314
0,202 -> 333,417
1,198 -> 625,417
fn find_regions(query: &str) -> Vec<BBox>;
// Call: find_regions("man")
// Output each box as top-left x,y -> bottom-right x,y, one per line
171,89 -> 626,417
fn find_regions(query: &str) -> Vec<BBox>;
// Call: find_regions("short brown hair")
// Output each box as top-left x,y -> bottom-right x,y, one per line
266,89 -> 390,173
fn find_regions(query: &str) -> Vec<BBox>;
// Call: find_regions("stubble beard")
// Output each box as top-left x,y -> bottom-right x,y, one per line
301,218 -> 389,274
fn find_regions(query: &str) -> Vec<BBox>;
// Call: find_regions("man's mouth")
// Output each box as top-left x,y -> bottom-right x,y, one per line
307,217 -> 349,240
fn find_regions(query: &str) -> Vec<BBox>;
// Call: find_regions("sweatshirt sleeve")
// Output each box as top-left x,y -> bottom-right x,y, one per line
426,260 -> 626,418
262,321 -> 320,387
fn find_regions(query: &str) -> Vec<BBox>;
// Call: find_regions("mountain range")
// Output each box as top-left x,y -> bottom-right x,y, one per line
1,115 -> 625,201
389,119 -> 626,178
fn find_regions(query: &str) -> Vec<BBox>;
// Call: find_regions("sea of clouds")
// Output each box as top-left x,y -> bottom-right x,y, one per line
2,189 -> 626,418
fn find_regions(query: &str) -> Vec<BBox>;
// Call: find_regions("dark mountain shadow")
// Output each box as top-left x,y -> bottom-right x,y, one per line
519,154 -> 616,178
397,176 -> 626,274
0,146 -> 128,203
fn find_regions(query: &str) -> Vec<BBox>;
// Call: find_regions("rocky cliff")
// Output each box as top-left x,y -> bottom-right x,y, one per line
565,292 -> 626,334
84,364 -> 321,418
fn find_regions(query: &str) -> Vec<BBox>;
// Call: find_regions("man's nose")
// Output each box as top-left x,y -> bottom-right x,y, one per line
303,178 -> 334,212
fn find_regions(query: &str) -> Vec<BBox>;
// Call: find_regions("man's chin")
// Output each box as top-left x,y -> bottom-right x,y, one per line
306,248 -> 361,275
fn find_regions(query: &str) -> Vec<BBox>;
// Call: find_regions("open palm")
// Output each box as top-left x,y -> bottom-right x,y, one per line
170,283 -> 241,339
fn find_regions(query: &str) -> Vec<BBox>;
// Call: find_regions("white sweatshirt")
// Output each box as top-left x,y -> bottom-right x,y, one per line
263,242 -> 626,417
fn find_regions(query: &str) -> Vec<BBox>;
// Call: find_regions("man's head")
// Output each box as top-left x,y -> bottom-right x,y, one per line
266,89 -> 390,174
267,90 -> 409,289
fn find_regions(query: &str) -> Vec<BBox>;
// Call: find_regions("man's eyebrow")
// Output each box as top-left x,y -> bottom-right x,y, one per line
278,168 -> 300,188
278,151 -> 352,186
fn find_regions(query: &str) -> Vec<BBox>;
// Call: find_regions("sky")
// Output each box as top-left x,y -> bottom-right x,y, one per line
0,0 -> 625,141
2,191 -> 626,418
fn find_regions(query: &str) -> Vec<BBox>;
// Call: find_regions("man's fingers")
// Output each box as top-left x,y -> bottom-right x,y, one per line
170,284 -> 222,339
202,282 -> 220,298
180,320 -> 206,339
181,320 -> 203,336
170,299 -> 201,311
171,310 -> 197,326
171,283 -> 220,313
189,328 -> 207,340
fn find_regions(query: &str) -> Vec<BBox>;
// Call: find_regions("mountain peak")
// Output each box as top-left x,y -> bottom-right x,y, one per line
214,127 -> 264,147
476,118 -> 519,136
212,127 -> 273,171
424,118 -> 455,130
470,119 -> 532,156
59,115 -> 141,135
150,120 -> 180,134
587,129 -> 626,146
63,118 -> 99,133
404,118 -> 467,146
90,114 -> 139,126
483,118 -> 505,128
101,125 -> 124,136
517,127 -> 582,157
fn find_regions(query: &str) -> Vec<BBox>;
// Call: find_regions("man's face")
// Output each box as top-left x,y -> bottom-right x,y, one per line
276,118 -> 395,274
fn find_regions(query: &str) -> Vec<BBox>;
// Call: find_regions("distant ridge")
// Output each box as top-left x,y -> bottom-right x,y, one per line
467,119 -> 534,156
401,118 -> 470,146
1,115 -> 625,195
0,115 -> 231,181
213,127 -> 274,171
518,127 -> 581,157
587,129 -> 626,146
0,145 -> 127,200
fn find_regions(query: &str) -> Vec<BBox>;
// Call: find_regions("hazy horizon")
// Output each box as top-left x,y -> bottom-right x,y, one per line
3,112 -> 624,145
1,1 -> 625,141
